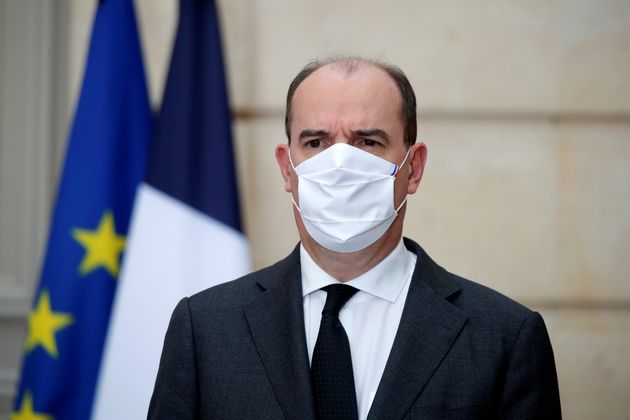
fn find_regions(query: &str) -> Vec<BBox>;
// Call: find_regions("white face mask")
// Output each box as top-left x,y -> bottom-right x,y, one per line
289,143 -> 410,253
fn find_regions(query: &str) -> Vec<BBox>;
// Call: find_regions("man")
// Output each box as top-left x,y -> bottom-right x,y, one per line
148,57 -> 562,419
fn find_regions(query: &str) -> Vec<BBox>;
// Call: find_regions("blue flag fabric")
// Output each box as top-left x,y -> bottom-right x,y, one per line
12,0 -> 151,418
146,0 -> 242,231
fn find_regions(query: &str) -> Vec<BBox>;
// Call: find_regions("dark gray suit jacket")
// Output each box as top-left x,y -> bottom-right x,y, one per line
148,238 -> 561,419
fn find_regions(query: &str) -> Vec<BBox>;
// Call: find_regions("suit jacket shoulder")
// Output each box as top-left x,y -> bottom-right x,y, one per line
382,238 -> 561,419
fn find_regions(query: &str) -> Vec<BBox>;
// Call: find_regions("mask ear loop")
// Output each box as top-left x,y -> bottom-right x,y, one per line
290,195 -> 301,213
392,146 -> 412,177
287,149 -> 297,171
395,196 -> 408,213
287,150 -> 302,212
393,147 -> 412,212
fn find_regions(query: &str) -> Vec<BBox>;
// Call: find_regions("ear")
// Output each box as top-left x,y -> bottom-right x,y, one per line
275,144 -> 293,192
406,142 -> 427,195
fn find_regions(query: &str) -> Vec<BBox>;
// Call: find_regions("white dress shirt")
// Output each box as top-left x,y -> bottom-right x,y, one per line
301,239 -> 417,420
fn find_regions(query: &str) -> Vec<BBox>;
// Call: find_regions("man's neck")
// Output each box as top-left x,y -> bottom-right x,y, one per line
301,227 -> 404,282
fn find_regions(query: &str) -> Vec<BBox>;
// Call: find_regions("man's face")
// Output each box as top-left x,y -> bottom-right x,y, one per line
290,65 -> 406,162
276,63 -> 426,250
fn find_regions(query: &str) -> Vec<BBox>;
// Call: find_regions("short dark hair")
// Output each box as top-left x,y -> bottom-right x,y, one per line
284,56 -> 417,148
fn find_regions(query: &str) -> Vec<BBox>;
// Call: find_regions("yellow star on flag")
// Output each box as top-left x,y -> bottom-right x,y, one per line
72,210 -> 126,278
24,290 -> 73,358
11,391 -> 52,420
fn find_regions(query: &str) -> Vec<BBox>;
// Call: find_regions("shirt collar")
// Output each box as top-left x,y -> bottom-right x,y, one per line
300,238 -> 414,303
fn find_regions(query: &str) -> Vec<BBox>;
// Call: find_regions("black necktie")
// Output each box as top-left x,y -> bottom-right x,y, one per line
311,284 -> 359,420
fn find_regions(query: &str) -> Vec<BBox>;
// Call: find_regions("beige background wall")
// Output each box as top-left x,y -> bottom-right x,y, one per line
1,0 -> 629,418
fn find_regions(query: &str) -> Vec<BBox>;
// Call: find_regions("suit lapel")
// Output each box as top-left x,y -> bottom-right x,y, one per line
244,246 -> 316,420
367,239 -> 468,419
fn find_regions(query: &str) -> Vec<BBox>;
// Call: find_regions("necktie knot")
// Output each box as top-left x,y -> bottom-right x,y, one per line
322,284 -> 358,316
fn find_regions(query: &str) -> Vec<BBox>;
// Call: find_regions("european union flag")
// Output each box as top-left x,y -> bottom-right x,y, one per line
12,0 -> 151,418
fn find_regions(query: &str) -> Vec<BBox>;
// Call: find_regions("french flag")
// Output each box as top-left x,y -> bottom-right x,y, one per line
92,1 -> 250,418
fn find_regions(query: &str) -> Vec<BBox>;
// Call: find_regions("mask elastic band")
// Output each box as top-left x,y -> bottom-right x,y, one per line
288,150 -> 297,171
392,147 -> 412,177
287,152 -> 302,211
395,196 -> 408,213
393,148 -> 412,210
290,195 -> 301,213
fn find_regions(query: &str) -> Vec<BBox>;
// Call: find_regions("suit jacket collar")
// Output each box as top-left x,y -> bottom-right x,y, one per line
367,238 -> 468,419
244,239 -> 468,420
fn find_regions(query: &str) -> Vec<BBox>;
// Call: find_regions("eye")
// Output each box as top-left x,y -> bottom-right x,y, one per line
362,138 -> 377,147
307,139 -> 322,148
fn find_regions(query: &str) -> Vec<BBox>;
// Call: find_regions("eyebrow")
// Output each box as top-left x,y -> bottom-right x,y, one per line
297,128 -> 391,143
298,129 -> 330,141
351,129 -> 391,144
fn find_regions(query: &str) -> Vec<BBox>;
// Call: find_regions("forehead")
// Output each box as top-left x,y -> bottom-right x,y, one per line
290,63 -> 403,134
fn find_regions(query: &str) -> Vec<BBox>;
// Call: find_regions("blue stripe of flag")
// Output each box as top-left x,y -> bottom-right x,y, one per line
145,0 -> 242,232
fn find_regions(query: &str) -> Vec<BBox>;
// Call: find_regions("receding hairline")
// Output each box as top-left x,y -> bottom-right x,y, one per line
296,57 -> 397,90
304,59 -> 398,90
318,56 -> 377,76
